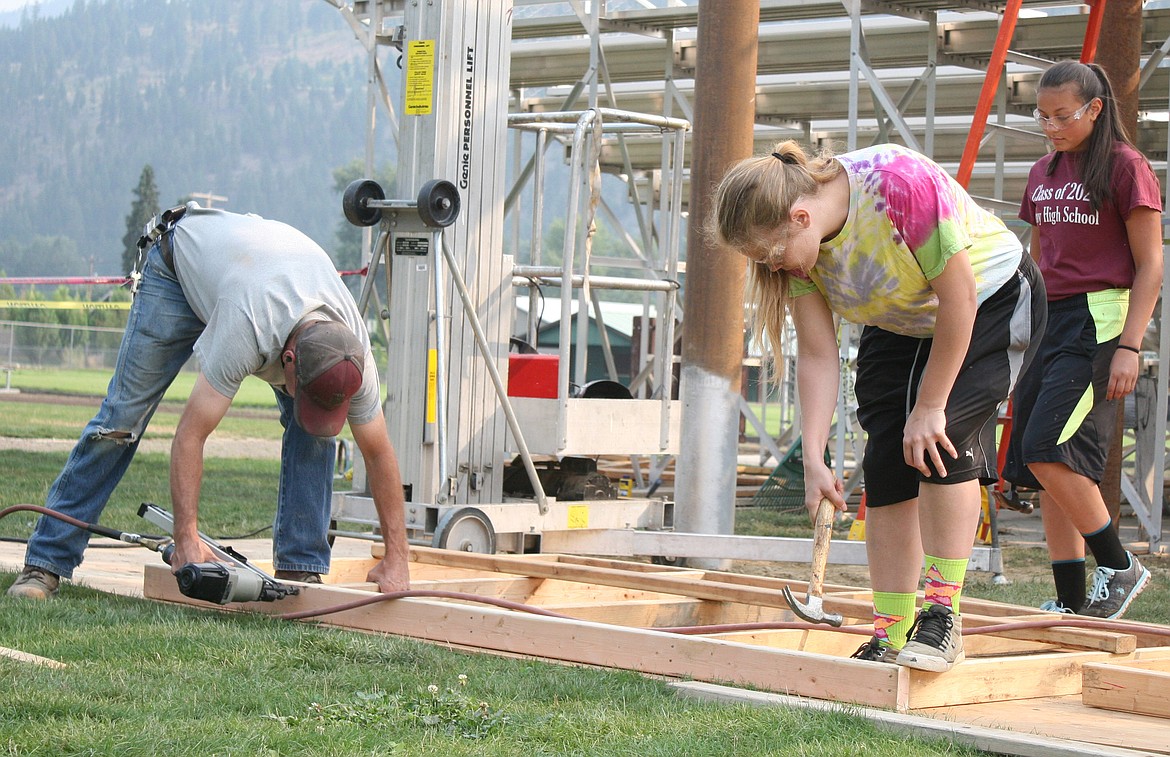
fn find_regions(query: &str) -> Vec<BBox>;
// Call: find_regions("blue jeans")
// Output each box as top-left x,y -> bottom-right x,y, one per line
24,244 -> 336,578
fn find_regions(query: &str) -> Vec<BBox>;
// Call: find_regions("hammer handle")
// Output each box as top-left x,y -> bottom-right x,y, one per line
807,497 -> 834,598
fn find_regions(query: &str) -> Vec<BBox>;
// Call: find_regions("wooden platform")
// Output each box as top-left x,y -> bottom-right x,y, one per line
134,545 -> 1170,756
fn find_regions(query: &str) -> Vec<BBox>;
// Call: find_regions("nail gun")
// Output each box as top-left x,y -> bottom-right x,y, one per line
140,503 -> 300,605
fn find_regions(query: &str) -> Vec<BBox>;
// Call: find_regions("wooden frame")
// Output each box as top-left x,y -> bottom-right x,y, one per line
144,547 -> 1170,728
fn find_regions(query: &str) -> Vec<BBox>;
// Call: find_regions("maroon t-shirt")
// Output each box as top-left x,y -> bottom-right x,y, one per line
1019,144 -> 1162,301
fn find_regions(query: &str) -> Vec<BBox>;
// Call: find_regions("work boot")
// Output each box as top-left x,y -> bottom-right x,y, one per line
895,604 -> 964,672
6,566 -> 60,599
274,570 -> 322,584
1081,553 -> 1150,620
850,636 -> 895,663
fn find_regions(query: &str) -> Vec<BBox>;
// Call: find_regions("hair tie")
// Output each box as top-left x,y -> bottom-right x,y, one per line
772,151 -> 798,166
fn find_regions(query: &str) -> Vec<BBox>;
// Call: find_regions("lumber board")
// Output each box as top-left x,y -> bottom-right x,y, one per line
708,628 -> 1062,658
963,614 -> 1138,654
406,546 -> 831,611
269,557 -> 687,605
542,598 -> 713,627
143,563 -> 912,711
679,682 -> 1160,757
0,646 -> 66,669
923,695 -> 1170,755
1083,658 -> 1170,719
905,649 -> 1129,709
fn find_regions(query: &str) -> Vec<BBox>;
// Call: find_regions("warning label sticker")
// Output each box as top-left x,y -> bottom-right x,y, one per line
405,40 -> 434,115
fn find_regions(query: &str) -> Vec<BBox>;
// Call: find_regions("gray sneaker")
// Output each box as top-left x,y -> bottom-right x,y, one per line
7,566 -> 60,599
895,604 -> 965,672
850,636 -> 896,663
1039,600 -> 1076,614
1081,553 -> 1150,620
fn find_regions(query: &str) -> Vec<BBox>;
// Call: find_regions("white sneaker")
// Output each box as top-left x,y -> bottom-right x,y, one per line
895,604 -> 964,672
1039,599 -> 1075,614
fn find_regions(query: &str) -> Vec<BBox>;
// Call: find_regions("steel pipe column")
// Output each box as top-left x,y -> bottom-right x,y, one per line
675,0 -> 761,568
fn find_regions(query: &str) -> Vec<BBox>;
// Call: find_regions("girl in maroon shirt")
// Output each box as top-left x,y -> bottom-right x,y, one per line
1004,61 -> 1163,619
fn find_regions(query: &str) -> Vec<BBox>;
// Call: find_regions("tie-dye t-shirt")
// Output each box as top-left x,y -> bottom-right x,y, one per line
789,144 -> 1022,337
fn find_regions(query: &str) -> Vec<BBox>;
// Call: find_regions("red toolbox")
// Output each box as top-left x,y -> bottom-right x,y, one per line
508,354 -> 559,398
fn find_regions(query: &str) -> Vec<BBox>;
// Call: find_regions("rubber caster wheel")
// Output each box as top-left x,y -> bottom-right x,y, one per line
417,179 -> 460,228
342,179 -> 386,227
432,506 -> 496,553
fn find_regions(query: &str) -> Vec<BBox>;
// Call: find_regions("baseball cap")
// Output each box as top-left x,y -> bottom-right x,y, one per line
290,320 -> 365,438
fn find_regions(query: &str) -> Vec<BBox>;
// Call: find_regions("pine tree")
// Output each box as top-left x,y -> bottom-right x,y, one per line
121,165 -> 160,275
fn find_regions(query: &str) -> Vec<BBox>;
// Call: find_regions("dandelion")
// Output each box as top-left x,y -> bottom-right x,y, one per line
427,684 -> 439,694
458,674 -> 468,686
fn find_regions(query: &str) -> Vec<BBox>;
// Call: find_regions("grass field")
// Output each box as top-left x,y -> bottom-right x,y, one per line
3,366 -> 281,407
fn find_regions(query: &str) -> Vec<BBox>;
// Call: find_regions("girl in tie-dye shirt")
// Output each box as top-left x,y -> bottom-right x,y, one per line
711,141 -> 1046,672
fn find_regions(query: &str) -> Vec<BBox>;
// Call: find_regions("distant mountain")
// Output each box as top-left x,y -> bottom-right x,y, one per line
0,0 -> 397,275
0,0 -> 70,30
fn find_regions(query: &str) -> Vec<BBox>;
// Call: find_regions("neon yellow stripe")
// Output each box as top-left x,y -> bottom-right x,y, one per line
1058,384 -> 1096,445
0,300 -> 130,310
1087,288 -> 1128,344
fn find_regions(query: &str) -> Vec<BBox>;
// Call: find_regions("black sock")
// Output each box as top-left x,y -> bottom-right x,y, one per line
1051,559 -> 1086,612
1082,522 -> 1129,571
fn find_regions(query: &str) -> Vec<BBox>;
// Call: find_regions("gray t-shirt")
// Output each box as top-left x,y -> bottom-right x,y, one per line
170,203 -> 380,426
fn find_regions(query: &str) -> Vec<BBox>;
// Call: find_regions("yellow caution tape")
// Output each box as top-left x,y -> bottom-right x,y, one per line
0,300 -> 130,310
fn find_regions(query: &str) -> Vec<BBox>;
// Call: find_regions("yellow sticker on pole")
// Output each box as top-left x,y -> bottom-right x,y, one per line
567,505 -> 589,530
405,40 -> 435,115
426,348 -> 437,425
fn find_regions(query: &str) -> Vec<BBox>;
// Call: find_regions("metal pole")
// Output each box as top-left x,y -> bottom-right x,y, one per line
956,0 -> 1023,189
675,0 -> 760,569
432,229 -> 450,504
1096,0 -> 1143,529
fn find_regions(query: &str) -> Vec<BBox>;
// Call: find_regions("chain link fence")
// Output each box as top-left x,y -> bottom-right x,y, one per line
0,319 -> 126,370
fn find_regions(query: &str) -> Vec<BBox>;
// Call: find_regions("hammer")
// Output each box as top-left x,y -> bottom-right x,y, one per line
782,497 -> 844,627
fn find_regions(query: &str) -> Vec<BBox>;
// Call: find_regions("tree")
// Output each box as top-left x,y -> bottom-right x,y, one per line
121,165 -> 160,275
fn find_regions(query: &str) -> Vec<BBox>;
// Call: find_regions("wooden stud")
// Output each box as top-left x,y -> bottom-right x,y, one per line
1083,658 -> 1170,719
0,646 -> 66,669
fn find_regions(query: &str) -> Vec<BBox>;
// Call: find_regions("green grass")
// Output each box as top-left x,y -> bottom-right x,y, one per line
0,586 -> 986,757
0,397 -> 287,441
0,450 -> 285,541
4,366 -> 280,408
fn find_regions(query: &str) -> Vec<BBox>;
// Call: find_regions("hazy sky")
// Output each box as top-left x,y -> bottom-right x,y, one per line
0,0 -> 46,11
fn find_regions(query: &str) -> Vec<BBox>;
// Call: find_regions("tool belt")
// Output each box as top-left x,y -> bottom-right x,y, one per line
130,205 -> 186,294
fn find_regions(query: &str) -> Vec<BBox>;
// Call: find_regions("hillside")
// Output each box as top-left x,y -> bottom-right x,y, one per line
0,0 -> 396,276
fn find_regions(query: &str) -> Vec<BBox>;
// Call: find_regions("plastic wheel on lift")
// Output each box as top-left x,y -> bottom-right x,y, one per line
416,179 -> 461,227
432,506 -> 496,553
342,179 -> 386,227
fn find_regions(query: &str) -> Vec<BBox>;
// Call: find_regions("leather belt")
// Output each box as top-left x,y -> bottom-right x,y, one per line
159,230 -> 176,274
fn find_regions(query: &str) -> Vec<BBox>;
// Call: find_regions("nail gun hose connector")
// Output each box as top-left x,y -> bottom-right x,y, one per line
176,562 -> 299,605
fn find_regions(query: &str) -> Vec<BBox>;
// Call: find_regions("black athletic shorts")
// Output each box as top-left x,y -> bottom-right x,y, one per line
856,253 -> 1047,508
1001,289 -> 1129,488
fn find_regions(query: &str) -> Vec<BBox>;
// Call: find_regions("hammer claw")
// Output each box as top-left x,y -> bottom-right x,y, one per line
782,498 -> 844,627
